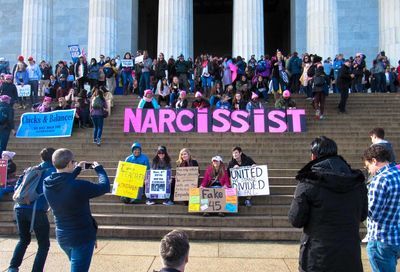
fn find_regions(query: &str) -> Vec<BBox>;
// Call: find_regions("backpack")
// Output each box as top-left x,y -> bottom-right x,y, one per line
92,96 -> 103,109
0,105 -> 9,124
314,75 -> 326,87
13,166 -> 45,205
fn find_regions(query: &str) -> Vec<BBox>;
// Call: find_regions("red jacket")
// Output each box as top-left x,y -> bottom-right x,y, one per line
201,164 -> 230,187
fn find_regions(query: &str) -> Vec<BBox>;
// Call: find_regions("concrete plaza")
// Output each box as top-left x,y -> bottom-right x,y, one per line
0,237 -> 374,272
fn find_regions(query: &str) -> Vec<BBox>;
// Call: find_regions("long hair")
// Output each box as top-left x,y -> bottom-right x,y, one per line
176,148 -> 193,166
212,161 -> 226,180
152,150 -> 171,168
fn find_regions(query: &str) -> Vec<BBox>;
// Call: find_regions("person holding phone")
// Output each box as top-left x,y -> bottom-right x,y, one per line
43,148 -> 109,272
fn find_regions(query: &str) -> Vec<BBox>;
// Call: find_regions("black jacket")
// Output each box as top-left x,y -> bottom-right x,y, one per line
337,65 -> 353,90
0,102 -> 15,130
227,153 -> 256,177
155,59 -> 168,79
288,155 -> 367,272
0,82 -> 18,105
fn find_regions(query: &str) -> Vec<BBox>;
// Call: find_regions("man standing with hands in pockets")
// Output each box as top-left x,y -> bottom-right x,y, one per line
43,148 -> 110,272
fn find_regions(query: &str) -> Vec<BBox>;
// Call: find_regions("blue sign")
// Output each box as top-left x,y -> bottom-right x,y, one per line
68,44 -> 81,63
16,109 -> 76,138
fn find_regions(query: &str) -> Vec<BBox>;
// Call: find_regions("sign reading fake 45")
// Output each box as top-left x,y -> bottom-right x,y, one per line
229,165 -> 270,196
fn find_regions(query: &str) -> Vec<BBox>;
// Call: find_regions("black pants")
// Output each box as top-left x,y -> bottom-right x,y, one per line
338,88 -> 349,112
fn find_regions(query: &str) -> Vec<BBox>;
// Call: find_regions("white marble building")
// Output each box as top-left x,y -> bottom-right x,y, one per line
0,0 -> 398,66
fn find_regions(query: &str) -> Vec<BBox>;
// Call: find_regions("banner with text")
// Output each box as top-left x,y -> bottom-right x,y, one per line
0,160 -> 7,188
230,165 -> 270,197
174,167 -> 199,201
17,85 -> 31,97
121,59 -> 134,67
145,169 -> 172,199
112,161 -> 147,199
188,187 -> 238,213
16,109 -> 76,138
124,108 -> 306,134
68,44 -> 81,63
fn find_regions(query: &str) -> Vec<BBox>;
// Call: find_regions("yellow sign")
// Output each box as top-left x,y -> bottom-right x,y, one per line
112,161 -> 147,198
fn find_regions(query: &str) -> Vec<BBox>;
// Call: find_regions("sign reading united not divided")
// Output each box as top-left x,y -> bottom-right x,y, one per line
16,109 -> 76,138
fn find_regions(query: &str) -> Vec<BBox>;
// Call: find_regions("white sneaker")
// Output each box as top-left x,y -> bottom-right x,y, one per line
361,236 -> 368,243
315,110 -> 320,117
146,200 -> 155,205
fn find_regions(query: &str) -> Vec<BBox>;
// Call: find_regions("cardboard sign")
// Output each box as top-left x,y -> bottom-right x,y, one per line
188,187 -> 238,213
134,55 -> 143,64
145,169 -> 172,199
112,161 -> 147,199
121,59 -> 134,67
124,108 -> 307,134
68,44 -> 81,63
0,160 -> 7,188
174,167 -> 199,201
230,165 -> 270,197
17,85 -> 31,97
16,109 -> 76,138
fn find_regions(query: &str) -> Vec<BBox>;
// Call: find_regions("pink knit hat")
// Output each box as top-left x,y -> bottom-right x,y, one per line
43,96 -> 52,103
144,89 -> 153,96
179,90 -> 187,97
4,74 -> 12,80
251,92 -> 259,99
0,95 -> 11,103
282,90 -> 291,98
195,91 -> 202,98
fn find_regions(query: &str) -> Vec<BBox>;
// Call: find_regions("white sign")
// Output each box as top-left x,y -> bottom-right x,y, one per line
17,85 -> 31,97
229,165 -> 270,196
121,59 -> 134,67
134,55 -> 143,64
149,170 -> 168,194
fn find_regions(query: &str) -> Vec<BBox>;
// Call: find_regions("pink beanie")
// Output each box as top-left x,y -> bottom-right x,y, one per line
283,90 -> 291,98
43,96 -> 52,103
251,92 -> 259,99
4,74 -> 12,80
195,91 -> 202,98
180,90 -> 187,97
0,95 -> 11,103
144,89 -> 153,96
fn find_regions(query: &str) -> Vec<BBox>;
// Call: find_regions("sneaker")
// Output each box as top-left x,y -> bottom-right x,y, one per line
361,235 -> 368,243
319,115 -> 325,120
305,97 -> 313,100
244,199 -> 252,207
163,200 -> 174,206
202,213 -> 210,217
17,105 -> 23,109
93,138 -> 97,144
96,139 -> 101,146
146,200 -> 155,205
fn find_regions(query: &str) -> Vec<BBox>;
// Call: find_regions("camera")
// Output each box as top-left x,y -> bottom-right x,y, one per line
84,163 -> 94,170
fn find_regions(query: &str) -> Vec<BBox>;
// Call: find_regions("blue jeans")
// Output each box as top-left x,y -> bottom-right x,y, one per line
9,208 -> 50,272
0,129 -> 11,156
169,92 -> 178,106
210,95 -> 220,107
367,240 -> 400,272
60,240 -> 95,272
139,71 -> 150,97
91,116 -> 104,141
201,76 -> 212,89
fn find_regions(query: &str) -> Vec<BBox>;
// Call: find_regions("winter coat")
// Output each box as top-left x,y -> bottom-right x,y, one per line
227,154 -> 256,177
125,142 -> 150,170
44,166 -> 109,247
0,82 -> 18,105
201,164 -> 230,187
0,102 -> 14,130
337,65 -> 353,90
288,155 -> 368,272
155,60 -> 168,79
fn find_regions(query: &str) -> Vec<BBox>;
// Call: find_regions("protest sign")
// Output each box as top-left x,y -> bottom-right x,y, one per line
112,161 -> 147,199
16,109 -> 76,138
188,187 -> 238,213
0,160 -> 7,188
68,44 -> 81,63
124,108 -> 307,134
145,169 -> 172,199
134,55 -> 143,64
121,59 -> 134,67
17,85 -> 31,97
230,165 -> 270,197
174,167 -> 199,201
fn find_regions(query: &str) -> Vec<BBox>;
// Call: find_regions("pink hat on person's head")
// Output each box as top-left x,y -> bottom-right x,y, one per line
2,151 -> 16,160
43,96 -> 52,103
144,89 -> 153,96
282,90 -> 291,98
251,92 -> 259,99
179,90 -> 187,97
4,74 -> 12,80
195,91 -> 202,98
0,95 -> 11,103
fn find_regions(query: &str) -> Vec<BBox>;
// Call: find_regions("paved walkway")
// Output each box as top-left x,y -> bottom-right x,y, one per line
0,237 -> 373,272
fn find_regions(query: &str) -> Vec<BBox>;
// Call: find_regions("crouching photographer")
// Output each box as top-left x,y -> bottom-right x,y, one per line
43,148 -> 110,272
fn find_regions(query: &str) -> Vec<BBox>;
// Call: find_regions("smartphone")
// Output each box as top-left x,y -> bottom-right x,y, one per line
84,163 -> 94,170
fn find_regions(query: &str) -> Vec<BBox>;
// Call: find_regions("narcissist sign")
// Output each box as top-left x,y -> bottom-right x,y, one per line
124,108 -> 306,133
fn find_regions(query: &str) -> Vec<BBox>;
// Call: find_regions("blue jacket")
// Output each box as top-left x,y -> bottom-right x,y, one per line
27,64 -> 42,81
43,166 -> 110,247
14,161 -> 55,211
288,56 -> 302,75
125,142 -> 150,169
14,70 -> 29,85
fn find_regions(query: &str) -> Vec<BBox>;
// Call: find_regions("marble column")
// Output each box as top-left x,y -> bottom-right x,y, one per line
379,0 -> 400,63
157,0 -> 193,59
307,0 -> 338,59
87,0 -> 117,60
21,0 -> 53,62
232,0 -> 264,61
